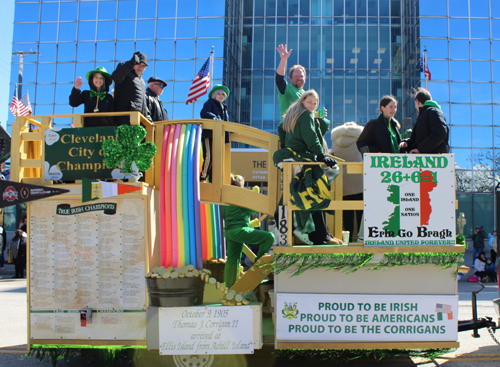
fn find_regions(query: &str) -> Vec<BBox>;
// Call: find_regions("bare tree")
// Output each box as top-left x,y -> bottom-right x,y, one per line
455,149 -> 500,193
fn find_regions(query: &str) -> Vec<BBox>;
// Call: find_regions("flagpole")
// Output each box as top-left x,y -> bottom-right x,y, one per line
12,51 -> 37,102
209,46 -> 214,91
424,46 -> 428,90
14,83 -> 18,117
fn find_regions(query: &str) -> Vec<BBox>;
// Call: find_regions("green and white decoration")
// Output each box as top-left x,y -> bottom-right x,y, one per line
102,125 -> 157,180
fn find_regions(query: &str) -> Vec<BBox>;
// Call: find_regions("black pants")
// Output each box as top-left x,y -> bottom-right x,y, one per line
491,249 -> 497,265
201,137 -> 213,182
308,212 -> 330,244
15,262 -> 25,278
343,193 -> 363,242
200,132 -> 230,183
475,270 -> 497,281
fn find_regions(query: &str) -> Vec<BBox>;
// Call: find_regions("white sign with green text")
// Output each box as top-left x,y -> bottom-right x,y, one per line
158,306 -> 254,355
363,154 -> 455,246
276,293 -> 458,341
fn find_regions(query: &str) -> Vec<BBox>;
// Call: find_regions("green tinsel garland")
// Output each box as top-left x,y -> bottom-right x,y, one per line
277,348 -> 454,362
369,252 -> 464,274
25,345 -> 147,367
259,252 -> 464,276
102,125 -> 157,173
265,253 -> 374,276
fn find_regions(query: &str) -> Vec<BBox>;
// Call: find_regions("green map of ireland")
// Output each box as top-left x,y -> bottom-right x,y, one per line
382,185 -> 400,233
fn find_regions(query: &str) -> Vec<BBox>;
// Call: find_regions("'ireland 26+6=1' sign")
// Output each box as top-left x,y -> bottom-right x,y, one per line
363,154 -> 455,246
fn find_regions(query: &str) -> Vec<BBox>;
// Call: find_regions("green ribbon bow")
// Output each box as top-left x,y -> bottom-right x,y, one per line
89,90 -> 107,101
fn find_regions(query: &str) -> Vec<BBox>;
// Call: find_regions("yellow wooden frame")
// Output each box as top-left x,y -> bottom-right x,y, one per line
11,115 -> 455,248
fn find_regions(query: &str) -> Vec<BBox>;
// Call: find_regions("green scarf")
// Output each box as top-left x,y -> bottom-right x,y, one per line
423,100 -> 441,110
385,117 -> 400,153
90,90 -> 107,101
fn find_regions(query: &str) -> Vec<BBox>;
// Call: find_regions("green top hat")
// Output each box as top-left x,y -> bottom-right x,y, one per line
86,66 -> 113,88
208,84 -> 230,100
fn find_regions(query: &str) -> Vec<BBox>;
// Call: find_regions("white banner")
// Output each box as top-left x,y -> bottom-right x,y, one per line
159,306 -> 254,355
363,154 -> 456,246
276,293 -> 458,342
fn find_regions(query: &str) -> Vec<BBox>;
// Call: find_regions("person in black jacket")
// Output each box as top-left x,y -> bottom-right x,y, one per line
112,51 -> 151,125
357,95 -> 402,154
69,66 -> 114,127
400,87 -> 449,153
146,76 -> 169,122
200,84 -> 231,181
9,229 -> 26,278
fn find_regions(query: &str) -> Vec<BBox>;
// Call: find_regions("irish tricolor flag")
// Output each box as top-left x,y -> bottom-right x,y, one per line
82,178 -> 141,202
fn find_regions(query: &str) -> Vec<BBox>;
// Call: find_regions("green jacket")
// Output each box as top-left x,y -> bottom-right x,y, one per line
220,205 -> 257,231
278,116 -> 330,150
283,111 -> 325,157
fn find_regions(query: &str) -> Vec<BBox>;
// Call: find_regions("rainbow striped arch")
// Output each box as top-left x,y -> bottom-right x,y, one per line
160,123 -> 224,268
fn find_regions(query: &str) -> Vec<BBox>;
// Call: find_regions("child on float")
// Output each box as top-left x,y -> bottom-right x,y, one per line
279,89 -> 341,245
200,85 -> 231,182
220,174 -> 275,289
69,66 -> 115,127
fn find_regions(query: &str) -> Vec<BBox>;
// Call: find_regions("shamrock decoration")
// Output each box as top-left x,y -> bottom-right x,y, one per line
102,125 -> 157,173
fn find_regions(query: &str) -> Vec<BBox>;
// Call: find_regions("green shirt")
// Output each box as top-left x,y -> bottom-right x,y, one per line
278,82 -> 304,121
220,205 -> 257,231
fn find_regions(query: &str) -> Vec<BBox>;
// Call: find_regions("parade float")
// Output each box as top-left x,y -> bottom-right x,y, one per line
274,153 -> 464,350
7,110 -> 486,365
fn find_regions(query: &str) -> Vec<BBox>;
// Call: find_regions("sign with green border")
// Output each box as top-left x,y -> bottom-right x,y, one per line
44,127 -> 117,181
276,293 -> 458,342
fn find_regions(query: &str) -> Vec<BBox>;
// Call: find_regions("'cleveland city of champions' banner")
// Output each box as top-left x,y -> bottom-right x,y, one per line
44,127 -> 117,181
363,154 -> 455,246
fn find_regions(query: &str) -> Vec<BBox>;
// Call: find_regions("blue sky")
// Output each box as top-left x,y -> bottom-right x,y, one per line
0,1 -> 14,129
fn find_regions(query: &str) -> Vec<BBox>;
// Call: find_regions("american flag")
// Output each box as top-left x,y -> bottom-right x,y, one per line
186,56 -> 211,105
9,85 -> 21,116
19,91 -> 32,116
422,51 -> 431,81
435,303 -> 452,313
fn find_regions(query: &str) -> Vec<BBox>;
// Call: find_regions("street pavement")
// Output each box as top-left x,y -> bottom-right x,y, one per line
1,243 -> 500,366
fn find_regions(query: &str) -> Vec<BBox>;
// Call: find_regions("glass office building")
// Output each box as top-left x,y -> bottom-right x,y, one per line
10,0 -> 241,123
9,0 -> 500,235
414,0 -> 500,235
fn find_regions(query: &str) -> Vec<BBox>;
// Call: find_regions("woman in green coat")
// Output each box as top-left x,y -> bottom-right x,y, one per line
280,89 -> 341,245
220,175 -> 275,288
